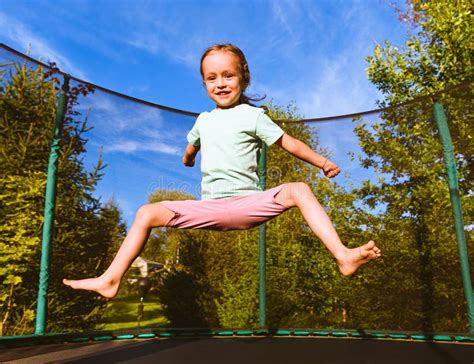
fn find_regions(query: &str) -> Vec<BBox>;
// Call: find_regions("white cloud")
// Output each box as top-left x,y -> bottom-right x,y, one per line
107,140 -> 180,155
125,30 -> 207,70
0,12 -> 87,79
271,0 -> 295,36
76,91 -> 184,157
298,54 -> 378,118
77,91 -> 166,133
125,35 -> 161,56
260,2 -> 386,118
118,5 -> 210,70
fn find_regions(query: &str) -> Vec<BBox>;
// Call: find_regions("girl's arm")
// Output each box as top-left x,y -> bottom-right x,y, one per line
275,133 -> 340,178
183,143 -> 200,167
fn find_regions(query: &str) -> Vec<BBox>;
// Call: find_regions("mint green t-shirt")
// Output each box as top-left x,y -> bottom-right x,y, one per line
187,104 -> 284,200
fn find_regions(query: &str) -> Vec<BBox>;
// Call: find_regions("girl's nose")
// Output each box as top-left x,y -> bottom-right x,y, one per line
216,77 -> 226,88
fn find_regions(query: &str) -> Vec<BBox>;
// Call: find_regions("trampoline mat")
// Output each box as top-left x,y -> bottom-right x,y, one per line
1,337 -> 473,364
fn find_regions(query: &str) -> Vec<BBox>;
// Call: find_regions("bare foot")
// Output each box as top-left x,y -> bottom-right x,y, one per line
63,276 -> 120,298
337,241 -> 381,276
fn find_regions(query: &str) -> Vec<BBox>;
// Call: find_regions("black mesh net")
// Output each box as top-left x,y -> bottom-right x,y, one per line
0,44 -> 472,335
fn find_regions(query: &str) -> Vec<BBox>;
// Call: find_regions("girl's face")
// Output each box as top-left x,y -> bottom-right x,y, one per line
201,50 -> 244,109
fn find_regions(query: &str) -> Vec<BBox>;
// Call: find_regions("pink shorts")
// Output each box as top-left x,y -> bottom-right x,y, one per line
161,184 -> 290,231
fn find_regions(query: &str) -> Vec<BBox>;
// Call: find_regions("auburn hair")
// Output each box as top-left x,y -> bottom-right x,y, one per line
200,44 -> 264,106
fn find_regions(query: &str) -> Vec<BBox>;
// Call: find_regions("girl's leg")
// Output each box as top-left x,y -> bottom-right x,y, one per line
274,182 -> 381,276
63,203 -> 175,298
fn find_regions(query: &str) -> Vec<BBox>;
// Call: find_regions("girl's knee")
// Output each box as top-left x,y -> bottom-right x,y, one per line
277,182 -> 311,207
286,182 -> 312,202
135,202 -> 172,227
135,204 -> 153,225
288,181 -> 311,194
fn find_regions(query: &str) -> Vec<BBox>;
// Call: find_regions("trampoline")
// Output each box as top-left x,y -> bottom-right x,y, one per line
1,329 -> 473,363
0,42 -> 473,364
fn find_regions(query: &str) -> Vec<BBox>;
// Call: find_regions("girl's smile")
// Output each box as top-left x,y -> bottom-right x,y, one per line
201,50 -> 244,109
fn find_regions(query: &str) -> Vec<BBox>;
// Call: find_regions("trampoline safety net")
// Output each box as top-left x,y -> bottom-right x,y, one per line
0,43 -> 472,338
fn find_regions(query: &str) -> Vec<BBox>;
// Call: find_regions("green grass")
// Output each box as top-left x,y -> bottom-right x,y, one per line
95,293 -> 169,331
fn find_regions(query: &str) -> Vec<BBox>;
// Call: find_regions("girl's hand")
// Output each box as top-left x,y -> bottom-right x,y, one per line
183,143 -> 200,167
322,159 -> 340,178
183,156 -> 195,167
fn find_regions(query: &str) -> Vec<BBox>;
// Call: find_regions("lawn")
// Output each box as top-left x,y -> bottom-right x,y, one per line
96,292 -> 169,331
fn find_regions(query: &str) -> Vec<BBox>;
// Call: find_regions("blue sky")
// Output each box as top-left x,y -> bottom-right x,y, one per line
0,0 -> 410,225
0,0 -> 409,115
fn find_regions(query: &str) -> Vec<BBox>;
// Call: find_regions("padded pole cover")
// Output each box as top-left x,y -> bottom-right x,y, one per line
35,77 -> 70,335
258,142 -> 268,328
433,101 -> 474,333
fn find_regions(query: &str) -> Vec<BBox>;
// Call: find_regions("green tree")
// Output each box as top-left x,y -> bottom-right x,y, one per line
0,63 -> 57,335
353,0 -> 473,332
368,0 -> 472,100
265,104 -> 379,329
0,173 -> 46,335
144,190 -> 233,327
0,60 -> 126,335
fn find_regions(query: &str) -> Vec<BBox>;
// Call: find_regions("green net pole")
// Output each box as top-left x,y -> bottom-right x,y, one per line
35,76 -> 70,335
433,101 -> 474,333
258,143 -> 268,328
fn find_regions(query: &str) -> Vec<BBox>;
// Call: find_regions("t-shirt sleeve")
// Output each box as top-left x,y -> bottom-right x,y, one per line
255,111 -> 284,145
186,117 -> 201,146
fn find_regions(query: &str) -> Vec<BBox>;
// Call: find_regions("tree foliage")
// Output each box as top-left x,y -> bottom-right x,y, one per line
369,0 -> 472,102
0,61 -> 126,335
354,0 -> 473,332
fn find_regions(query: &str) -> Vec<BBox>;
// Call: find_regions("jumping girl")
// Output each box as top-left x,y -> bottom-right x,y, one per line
64,44 -> 381,298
